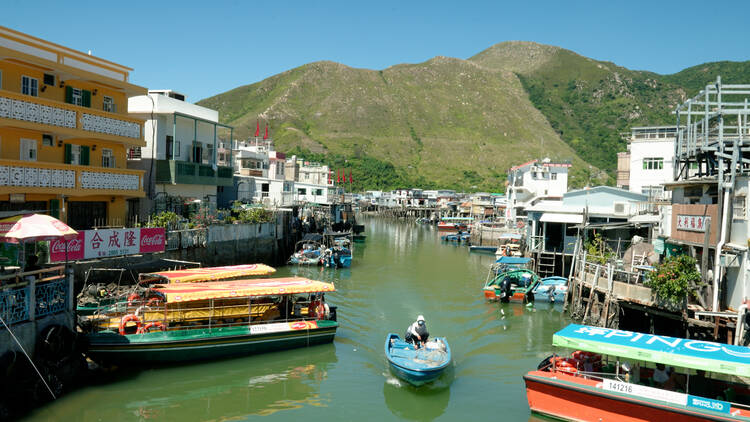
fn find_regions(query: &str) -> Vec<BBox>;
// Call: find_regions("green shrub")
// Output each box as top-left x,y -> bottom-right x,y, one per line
645,255 -> 701,307
147,211 -> 181,229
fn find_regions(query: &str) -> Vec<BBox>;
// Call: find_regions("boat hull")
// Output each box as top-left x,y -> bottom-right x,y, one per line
385,334 -> 451,386
86,320 -> 338,364
524,370 -> 749,422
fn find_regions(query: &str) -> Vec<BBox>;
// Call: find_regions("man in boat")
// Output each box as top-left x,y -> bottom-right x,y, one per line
405,315 -> 429,349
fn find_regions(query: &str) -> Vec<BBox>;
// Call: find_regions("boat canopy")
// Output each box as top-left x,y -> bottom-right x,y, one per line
495,256 -> 532,265
139,264 -> 276,284
152,277 -> 335,302
553,324 -> 750,377
440,217 -> 474,221
499,233 -> 523,240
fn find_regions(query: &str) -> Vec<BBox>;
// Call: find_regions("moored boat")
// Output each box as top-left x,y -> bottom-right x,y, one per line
437,217 -> 473,232
525,324 -> 750,421
77,263 -> 277,316
482,257 -> 539,302
385,333 -> 451,386
532,276 -> 568,302
83,277 -> 338,364
468,245 -> 497,254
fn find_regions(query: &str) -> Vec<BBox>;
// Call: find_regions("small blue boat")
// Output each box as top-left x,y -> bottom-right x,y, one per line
385,333 -> 451,386
532,276 -> 568,302
440,232 -> 471,243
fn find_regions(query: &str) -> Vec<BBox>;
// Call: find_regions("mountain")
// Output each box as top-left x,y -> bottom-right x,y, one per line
198,43 -> 750,192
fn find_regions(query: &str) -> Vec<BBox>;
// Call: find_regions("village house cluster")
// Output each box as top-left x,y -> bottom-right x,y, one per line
0,26 -> 335,230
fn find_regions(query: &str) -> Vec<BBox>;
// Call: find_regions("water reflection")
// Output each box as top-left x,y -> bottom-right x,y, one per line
32,345 -> 337,421
382,371 -> 452,421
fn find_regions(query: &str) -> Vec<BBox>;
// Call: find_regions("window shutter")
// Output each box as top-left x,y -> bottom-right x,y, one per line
65,86 -> 73,104
64,143 -> 72,164
81,146 -> 90,165
82,90 -> 91,107
49,199 -> 60,219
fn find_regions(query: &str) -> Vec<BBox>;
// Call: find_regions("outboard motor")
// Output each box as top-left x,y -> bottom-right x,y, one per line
499,277 -> 512,302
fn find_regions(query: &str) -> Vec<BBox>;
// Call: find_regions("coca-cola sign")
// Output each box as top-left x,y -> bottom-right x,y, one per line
50,232 -> 85,261
139,228 -> 165,253
49,228 -> 165,262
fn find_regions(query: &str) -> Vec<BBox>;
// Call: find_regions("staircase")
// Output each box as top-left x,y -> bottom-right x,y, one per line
537,252 -> 556,278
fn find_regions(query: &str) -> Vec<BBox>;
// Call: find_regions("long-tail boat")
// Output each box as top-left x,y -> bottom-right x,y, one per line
525,324 -> 750,421
83,277 -> 337,364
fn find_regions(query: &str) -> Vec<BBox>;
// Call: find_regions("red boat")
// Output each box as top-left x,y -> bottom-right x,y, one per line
526,324 -> 750,421
436,218 -> 472,232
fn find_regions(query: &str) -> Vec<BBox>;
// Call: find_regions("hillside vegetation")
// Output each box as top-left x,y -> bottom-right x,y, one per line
199,42 -> 750,192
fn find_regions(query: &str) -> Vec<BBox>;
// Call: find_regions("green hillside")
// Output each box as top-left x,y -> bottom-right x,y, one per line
198,42 -> 750,192
198,58 -> 597,192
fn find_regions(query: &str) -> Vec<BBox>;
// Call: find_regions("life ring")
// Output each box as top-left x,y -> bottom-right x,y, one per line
516,220 -> 525,229
137,321 -> 166,334
119,314 -> 142,335
553,357 -> 579,374
127,293 -> 141,306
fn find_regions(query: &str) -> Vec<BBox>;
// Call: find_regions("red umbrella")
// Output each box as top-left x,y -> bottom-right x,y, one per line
0,214 -> 78,243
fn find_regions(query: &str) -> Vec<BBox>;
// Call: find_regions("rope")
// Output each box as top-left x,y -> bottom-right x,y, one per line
0,314 -> 56,400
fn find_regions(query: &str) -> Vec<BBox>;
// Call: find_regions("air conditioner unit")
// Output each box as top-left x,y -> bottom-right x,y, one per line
613,202 -> 628,216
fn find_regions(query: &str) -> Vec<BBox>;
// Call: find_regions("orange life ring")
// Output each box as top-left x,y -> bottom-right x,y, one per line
127,293 -> 141,306
137,321 -> 166,334
119,314 -> 142,335
516,220 -> 525,229
553,357 -> 579,374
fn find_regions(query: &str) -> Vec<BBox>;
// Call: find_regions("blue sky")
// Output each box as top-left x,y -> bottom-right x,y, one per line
6,0 -> 749,102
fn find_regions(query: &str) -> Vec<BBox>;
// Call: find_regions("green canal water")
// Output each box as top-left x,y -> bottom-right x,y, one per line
24,217 -> 572,421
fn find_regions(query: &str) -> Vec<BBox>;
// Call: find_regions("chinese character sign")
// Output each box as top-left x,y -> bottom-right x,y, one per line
676,215 -> 707,233
50,228 -> 165,262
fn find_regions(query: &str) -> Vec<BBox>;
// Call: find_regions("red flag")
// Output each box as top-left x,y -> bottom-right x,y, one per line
349,169 -> 353,184
338,169 -> 342,183
254,120 -> 260,137
263,124 -> 269,140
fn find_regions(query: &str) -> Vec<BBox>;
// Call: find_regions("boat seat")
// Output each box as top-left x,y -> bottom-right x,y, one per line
390,347 -> 416,359
391,339 -> 414,350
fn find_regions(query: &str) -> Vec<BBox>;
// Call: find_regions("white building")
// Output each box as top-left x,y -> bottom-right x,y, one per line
506,158 -> 570,221
128,90 -> 233,215
625,126 -> 677,200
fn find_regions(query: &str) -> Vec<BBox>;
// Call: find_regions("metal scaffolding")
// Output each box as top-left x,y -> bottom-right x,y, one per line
675,76 -> 750,184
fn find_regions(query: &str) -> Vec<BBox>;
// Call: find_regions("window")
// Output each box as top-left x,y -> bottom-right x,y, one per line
314,189 -> 323,196
101,148 -> 114,168
283,182 -> 292,192
166,135 -> 174,159
733,196 -> 746,220
65,86 -> 91,107
71,88 -> 83,106
43,73 -> 55,86
551,172 -> 557,180
20,138 -> 37,161
642,157 -> 664,170
64,144 -> 90,165
22,76 -> 38,96
297,188 -> 307,195
42,134 -> 54,146
103,96 -> 115,113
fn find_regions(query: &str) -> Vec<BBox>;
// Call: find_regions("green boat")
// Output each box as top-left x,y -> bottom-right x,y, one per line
482,265 -> 540,303
83,276 -> 337,364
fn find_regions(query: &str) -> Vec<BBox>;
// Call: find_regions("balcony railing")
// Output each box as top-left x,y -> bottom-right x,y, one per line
155,160 -> 233,186
0,89 -> 143,142
0,159 -> 144,194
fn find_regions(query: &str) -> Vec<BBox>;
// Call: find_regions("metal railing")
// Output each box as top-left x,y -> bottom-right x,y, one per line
0,266 -> 68,325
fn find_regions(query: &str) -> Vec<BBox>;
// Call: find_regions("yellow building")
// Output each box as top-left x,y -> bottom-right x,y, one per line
0,26 -> 146,229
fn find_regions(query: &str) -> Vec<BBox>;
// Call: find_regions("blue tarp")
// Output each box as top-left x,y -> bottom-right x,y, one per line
553,324 -> 750,377
495,256 -> 531,265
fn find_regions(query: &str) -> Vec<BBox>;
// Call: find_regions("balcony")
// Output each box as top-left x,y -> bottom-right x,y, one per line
0,159 -> 144,196
0,89 -> 144,145
155,160 -> 233,186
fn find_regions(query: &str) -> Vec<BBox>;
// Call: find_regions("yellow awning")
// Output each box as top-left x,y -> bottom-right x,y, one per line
152,277 -> 335,302
140,264 -> 276,283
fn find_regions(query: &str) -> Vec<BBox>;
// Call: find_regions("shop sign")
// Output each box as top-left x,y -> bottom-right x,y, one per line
676,215 -> 708,232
